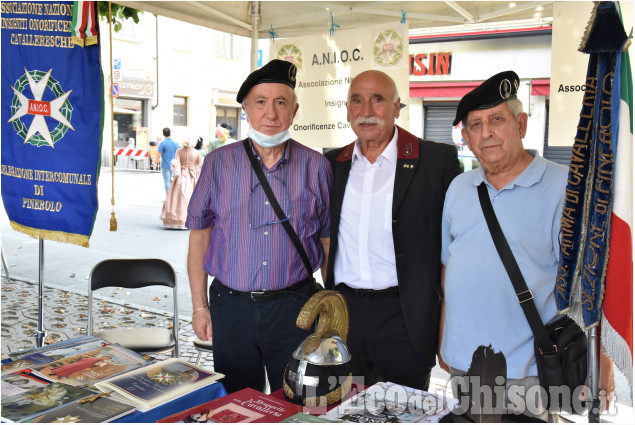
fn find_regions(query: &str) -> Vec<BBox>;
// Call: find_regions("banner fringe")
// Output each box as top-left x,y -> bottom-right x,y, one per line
9,221 -> 90,248
72,35 -> 85,47
601,315 -> 633,399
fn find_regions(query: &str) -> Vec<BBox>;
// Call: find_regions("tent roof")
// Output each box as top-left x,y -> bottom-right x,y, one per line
115,1 -> 554,39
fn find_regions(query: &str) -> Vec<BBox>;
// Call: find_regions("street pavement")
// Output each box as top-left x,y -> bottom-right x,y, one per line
1,168 -> 632,420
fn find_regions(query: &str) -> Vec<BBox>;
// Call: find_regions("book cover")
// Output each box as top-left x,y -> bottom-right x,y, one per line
94,358 -> 224,410
34,344 -> 150,388
1,370 -> 53,399
0,382 -> 95,422
23,396 -> 136,423
319,381 -> 459,423
8,336 -> 104,359
2,339 -> 107,376
157,387 -> 304,423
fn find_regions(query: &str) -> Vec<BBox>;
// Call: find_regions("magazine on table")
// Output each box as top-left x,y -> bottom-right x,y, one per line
33,343 -> 150,388
94,358 -> 224,411
156,387 -> 303,423
2,338 -> 109,377
22,395 -> 136,423
319,381 -> 459,423
1,370 -> 54,399
0,381 -> 95,423
8,336 -> 106,359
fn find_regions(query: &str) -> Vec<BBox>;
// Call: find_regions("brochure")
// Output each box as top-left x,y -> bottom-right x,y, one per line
94,358 -> 224,411
319,381 -> 459,423
23,395 -> 136,423
0,382 -> 95,422
34,343 -> 150,387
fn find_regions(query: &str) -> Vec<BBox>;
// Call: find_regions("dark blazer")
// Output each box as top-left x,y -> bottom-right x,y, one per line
325,125 -> 462,368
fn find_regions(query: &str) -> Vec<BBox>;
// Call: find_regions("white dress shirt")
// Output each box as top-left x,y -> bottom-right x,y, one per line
334,127 -> 399,289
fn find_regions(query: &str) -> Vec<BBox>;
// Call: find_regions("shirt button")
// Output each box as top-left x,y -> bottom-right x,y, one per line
263,261 -> 267,266
264,231 -> 269,236
265,201 -> 270,205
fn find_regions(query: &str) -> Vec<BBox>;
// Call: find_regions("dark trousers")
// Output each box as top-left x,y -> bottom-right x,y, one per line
338,284 -> 431,391
209,278 -> 317,394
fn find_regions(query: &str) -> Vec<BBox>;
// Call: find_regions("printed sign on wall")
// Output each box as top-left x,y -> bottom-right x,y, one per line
271,23 -> 410,148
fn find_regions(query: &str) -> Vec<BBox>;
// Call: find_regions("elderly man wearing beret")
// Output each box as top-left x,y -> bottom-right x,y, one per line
186,59 -> 332,394
438,70 -> 615,419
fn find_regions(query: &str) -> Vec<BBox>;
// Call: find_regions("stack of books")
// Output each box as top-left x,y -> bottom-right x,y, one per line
1,336 -> 223,423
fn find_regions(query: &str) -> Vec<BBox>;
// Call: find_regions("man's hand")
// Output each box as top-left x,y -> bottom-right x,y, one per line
437,351 -> 450,373
188,228 -> 213,341
578,351 -> 615,413
192,307 -> 213,341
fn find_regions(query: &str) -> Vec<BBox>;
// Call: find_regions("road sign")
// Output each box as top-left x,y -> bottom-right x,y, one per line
114,70 -> 121,81
114,58 -> 121,70
112,82 -> 120,98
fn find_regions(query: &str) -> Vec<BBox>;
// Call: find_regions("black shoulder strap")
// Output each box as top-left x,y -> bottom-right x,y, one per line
243,139 -> 314,278
477,182 -> 555,353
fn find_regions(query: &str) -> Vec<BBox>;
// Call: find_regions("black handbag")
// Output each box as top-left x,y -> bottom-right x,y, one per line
477,182 -> 587,413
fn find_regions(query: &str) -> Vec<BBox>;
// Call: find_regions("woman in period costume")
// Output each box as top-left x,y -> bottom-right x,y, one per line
161,136 -> 204,229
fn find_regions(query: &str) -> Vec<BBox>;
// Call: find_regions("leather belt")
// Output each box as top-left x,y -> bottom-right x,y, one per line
337,283 -> 400,298
232,277 -> 318,302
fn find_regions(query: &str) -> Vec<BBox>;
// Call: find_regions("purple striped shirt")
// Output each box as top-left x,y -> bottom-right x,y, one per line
186,139 -> 332,291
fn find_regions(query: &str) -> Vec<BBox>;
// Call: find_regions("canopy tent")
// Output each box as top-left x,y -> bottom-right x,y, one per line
115,1 -> 554,69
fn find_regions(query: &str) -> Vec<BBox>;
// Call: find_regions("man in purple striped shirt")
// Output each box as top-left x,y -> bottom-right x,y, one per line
186,59 -> 332,394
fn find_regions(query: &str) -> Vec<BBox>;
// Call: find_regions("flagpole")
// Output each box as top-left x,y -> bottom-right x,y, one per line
587,327 -> 601,422
36,239 -> 47,347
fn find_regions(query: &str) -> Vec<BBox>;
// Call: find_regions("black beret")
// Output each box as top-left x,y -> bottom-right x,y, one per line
236,59 -> 297,103
453,70 -> 520,126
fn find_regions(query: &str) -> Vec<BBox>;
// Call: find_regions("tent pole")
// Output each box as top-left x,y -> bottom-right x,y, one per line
250,1 -> 260,71
587,326 -> 601,422
36,239 -> 47,347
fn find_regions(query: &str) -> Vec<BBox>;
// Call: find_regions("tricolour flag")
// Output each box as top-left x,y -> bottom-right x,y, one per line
602,3 -> 633,388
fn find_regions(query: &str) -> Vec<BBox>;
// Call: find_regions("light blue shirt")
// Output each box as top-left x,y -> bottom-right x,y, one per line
441,152 -> 568,379
158,137 -> 179,170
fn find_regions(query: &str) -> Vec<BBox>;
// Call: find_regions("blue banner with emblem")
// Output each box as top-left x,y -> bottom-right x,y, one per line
1,1 -> 102,247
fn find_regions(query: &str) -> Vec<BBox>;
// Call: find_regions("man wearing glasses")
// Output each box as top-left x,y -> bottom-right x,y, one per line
186,59 -> 332,394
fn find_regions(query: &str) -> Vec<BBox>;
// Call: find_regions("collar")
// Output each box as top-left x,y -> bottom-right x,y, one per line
351,126 -> 398,166
336,125 -> 419,162
470,150 -> 547,190
246,138 -> 291,170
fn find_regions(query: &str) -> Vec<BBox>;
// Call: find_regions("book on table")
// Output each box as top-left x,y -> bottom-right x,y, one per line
156,387 -> 304,423
1,370 -> 54,400
8,336 -> 106,360
0,381 -> 95,423
1,338 -> 109,377
22,395 -> 136,423
32,343 -> 150,388
94,358 -> 224,411
319,381 -> 459,423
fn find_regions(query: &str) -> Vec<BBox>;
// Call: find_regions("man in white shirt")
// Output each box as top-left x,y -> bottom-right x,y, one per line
324,70 -> 462,390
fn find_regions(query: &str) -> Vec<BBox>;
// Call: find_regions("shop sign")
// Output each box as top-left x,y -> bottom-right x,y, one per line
119,78 -> 154,98
409,52 -> 452,76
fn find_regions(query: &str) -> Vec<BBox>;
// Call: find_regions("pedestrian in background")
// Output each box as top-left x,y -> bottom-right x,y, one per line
161,135 -> 204,229
158,127 -> 179,193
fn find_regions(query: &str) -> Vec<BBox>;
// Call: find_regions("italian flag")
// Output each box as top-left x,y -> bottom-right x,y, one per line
602,17 -> 633,388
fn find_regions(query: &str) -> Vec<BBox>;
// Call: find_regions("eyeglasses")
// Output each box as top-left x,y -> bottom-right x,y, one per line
248,174 -> 291,229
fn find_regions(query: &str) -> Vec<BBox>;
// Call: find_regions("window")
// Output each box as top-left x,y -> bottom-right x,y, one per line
214,32 -> 247,60
215,107 -> 240,139
173,96 -> 187,126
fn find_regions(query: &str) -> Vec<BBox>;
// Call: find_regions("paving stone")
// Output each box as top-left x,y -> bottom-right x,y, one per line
1,276 -> 214,370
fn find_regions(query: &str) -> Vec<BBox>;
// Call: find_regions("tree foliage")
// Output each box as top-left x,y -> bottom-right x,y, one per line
97,2 -> 142,32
